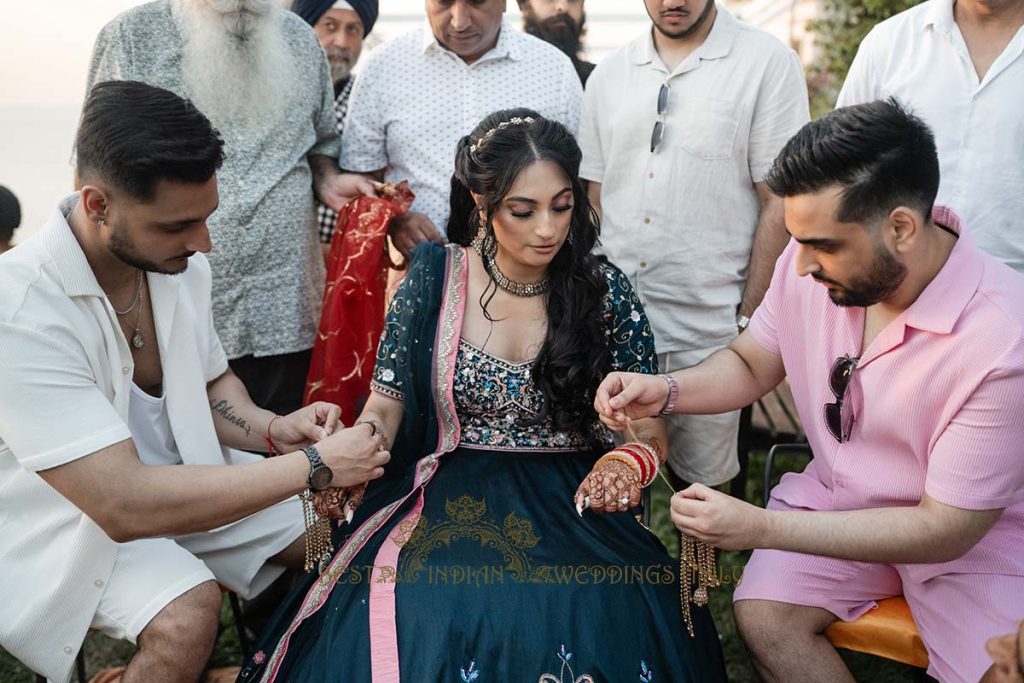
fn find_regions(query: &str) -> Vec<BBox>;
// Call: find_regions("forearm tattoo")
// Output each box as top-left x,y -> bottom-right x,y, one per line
209,399 -> 251,438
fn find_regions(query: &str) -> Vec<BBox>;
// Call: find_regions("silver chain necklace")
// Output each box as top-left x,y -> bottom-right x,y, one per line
110,271 -> 145,349
111,270 -> 143,315
472,242 -> 550,298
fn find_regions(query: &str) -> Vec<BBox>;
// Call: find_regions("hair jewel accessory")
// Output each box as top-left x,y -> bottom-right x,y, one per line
470,116 -> 536,154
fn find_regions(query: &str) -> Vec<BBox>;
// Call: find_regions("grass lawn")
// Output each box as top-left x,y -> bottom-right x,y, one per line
1,450 -> 927,681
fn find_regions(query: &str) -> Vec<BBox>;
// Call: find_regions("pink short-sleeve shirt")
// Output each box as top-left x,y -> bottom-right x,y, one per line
749,206 -> 1024,581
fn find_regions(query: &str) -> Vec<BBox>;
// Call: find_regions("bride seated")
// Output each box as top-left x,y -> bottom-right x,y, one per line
239,109 -> 726,683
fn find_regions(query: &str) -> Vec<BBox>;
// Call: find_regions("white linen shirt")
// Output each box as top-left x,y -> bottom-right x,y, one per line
837,0 -> 1024,273
579,7 -> 809,353
0,195 -> 259,683
340,21 -> 582,232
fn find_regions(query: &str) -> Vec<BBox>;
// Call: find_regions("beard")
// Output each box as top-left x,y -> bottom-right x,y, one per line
173,0 -> 295,131
325,46 -> 356,87
522,10 -> 586,60
650,0 -> 716,40
816,243 -> 908,308
107,219 -> 191,275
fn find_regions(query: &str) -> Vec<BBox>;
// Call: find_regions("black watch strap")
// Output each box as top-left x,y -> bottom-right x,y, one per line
302,445 -> 333,490
302,445 -> 324,470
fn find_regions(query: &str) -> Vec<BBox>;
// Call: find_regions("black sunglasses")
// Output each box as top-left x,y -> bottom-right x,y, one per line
650,83 -> 670,154
824,355 -> 859,443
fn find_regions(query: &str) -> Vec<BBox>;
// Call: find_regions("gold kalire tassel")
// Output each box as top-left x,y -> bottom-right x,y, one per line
679,532 -> 720,637
301,489 -> 334,574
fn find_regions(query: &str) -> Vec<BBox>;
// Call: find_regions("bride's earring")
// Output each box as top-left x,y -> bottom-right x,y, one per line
471,213 -> 487,251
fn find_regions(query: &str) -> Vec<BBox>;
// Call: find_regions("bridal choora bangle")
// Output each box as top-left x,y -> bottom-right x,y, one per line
595,441 -> 660,488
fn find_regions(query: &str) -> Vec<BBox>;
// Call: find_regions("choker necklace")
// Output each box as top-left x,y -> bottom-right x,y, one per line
473,242 -> 550,297
111,270 -> 146,349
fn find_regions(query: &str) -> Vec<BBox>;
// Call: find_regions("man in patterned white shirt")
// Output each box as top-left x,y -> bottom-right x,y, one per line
340,0 -> 582,259
292,0 -> 380,253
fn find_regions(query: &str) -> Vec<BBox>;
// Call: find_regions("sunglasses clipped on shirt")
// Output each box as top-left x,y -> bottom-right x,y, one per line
650,83 -> 670,154
824,355 -> 859,443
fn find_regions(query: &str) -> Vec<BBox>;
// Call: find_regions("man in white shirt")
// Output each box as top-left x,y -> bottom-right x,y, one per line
340,0 -> 582,259
837,0 -> 1024,273
0,81 -> 389,683
579,0 -> 809,487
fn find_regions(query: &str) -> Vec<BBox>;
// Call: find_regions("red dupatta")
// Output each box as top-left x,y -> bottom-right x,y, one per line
304,182 -> 414,424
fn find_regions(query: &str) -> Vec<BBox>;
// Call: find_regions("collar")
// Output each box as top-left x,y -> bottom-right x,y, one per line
921,0 -> 956,35
421,19 -> 520,63
904,206 -> 985,335
630,3 -> 738,69
39,193 -> 183,350
38,193 -> 106,299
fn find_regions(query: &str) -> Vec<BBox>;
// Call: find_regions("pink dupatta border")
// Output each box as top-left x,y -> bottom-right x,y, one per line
261,245 -> 468,682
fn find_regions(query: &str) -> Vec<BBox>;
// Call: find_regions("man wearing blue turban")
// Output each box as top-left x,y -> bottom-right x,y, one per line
292,0 -> 380,248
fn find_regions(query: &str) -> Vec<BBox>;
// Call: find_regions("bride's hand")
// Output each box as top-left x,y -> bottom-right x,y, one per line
311,482 -> 367,524
574,459 -> 642,515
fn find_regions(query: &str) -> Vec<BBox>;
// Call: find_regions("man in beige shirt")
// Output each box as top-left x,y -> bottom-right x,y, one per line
580,0 -> 809,487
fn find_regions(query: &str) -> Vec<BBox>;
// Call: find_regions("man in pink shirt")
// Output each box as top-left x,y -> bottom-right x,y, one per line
595,99 -> 1024,683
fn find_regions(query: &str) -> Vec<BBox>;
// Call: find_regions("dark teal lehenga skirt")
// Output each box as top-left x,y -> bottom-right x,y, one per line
239,446 -> 726,682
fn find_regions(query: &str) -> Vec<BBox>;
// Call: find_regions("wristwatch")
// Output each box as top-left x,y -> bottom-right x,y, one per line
302,445 -> 333,491
735,313 -> 751,331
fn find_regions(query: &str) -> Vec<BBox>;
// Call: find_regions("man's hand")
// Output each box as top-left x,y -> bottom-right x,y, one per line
388,211 -> 445,260
270,401 -> 342,453
315,170 -> 379,212
594,372 -> 669,430
574,459 -> 642,515
314,422 -> 390,488
670,484 -> 769,551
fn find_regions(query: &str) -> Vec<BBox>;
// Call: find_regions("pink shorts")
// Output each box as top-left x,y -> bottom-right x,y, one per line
735,535 -> 1024,682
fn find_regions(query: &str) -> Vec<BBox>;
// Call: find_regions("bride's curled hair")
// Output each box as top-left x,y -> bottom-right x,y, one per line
446,108 -> 611,443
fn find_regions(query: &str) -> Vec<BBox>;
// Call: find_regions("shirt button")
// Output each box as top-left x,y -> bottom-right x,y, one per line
63,646 -> 73,655
95,579 -> 105,588
236,180 -> 245,188
122,366 -> 130,375
648,172 -> 655,179
640,261 -> 648,268
643,217 -> 651,224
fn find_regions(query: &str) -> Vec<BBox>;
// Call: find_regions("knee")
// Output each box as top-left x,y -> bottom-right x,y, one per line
734,599 -> 815,656
140,580 -> 222,654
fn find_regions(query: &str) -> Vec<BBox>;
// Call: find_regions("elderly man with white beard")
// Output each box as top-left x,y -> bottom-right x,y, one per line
86,0 -> 376,417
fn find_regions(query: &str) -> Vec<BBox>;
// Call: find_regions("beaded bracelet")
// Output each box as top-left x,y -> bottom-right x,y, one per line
658,374 -> 679,416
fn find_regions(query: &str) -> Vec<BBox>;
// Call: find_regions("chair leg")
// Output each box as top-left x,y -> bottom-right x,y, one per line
730,404 -> 754,500
76,648 -> 87,682
228,590 -> 252,659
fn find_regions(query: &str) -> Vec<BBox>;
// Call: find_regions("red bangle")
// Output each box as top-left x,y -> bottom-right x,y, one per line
616,444 -> 652,483
265,415 -> 283,456
613,442 -> 659,487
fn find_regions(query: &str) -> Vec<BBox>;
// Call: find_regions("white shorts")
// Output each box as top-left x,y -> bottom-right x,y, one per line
89,495 -> 304,643
659,348 -> 740,486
